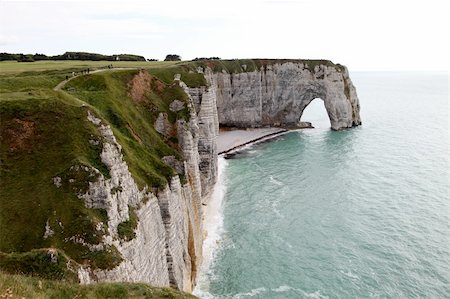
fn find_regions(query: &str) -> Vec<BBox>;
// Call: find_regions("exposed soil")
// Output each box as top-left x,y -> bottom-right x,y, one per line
127,124 -> 143,144
3,118 -> 36,151
128,70 -> 165,103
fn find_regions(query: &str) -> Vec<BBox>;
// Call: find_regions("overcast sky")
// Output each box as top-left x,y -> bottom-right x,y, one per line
0,0 -> 448,71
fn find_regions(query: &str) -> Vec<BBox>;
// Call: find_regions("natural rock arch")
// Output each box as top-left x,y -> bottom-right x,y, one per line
210,62 -> 361,131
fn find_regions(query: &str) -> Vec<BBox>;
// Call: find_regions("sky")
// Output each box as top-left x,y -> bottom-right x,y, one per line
0,0 -> 449,71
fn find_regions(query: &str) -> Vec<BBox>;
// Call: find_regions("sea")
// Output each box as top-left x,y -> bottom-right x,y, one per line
194,72 -> 450,298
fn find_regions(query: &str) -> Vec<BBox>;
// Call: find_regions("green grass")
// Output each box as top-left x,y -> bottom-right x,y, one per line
0,70 -> 69,92
82,246 -> 123,270
0,60 -> 177,75
0,249 -> 79,282
64,70 -> 188,189
0,272 -> 197,299
0,91 -> 123,269
147,66 -> 206,87
117,207 -> 138,241
0,61 -> 193,276
180,58 -> 342,74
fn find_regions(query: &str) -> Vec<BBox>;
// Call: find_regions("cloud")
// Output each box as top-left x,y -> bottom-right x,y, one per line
0,34 -> 19,46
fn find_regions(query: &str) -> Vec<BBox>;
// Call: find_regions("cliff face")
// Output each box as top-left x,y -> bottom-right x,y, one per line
0,60 -> 360,294
210,62 -> 361,130
179,77 -> 219,195
75,74 -> 219,293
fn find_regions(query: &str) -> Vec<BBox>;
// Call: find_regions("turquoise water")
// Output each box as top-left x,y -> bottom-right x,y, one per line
195,72 -> 450,298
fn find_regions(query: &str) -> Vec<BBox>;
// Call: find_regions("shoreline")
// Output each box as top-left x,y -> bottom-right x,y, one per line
194,129 -> 290,296
194,157 -> 228,298
195,127 -> 300,296
217,128 -> 290,156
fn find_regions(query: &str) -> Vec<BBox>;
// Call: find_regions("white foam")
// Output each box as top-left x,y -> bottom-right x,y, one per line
193,157 -> 228,298
274,286 -> 329,299
302,290 -> 329,299
340,270 -> 360,280
269,175 -> 284,186
232,287 -> 268,298
273,285 -> 293,292
229,285 -> 329,298
224,131 -> 288,156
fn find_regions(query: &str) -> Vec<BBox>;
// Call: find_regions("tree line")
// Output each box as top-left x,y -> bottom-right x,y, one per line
0,52 -> 148,62
0,52 -> 223,63
163,55 -> 221,61
192,57 -> 221,61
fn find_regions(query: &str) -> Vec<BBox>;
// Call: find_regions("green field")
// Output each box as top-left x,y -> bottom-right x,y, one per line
0,58 -> 341,75
0,60 -> 178,75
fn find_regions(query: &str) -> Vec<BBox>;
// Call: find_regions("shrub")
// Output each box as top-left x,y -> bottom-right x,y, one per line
164,54 -> 181,61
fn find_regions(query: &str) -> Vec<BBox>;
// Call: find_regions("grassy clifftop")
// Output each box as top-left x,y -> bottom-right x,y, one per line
0,272 -> 197,298
63,69 -> 187,188
0,60 -> 176,75
0,61 -> 194,280
179,58 -> 344,74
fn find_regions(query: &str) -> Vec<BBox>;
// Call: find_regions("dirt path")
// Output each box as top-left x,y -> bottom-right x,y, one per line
53,67 -> 137,91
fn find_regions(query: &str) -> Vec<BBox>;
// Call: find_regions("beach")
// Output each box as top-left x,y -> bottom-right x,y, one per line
217,128 -> 287,154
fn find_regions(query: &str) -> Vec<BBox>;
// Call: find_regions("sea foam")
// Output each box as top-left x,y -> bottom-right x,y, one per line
193,156 -> 228,298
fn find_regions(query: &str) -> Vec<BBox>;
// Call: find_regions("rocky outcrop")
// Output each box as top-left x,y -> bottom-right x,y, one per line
154,113 -> 174,137
209,62 -> 361,130
80,193 -> 169,287
78,110 -> 205,292
178,77 -> 219,196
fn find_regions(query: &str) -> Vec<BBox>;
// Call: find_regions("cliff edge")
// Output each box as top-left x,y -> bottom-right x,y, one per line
0,59 -> 360,293
185,59 -> 361,130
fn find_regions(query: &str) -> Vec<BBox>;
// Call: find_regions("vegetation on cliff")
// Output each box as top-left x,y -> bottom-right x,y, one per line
117,207 -> 138,241
0,86 -> 116,268
63,69 -> 186,189
0,272 -> 197,298
0,61 -> 192,279
0,249 -> 80,282
180,58 -> 345,74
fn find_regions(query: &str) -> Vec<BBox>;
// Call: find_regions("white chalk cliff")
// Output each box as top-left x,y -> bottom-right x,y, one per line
77,61 -> 360,292
210,62 -> 361,130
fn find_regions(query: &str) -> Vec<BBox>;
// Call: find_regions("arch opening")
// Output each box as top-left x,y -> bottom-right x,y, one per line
298,98 -> 330,129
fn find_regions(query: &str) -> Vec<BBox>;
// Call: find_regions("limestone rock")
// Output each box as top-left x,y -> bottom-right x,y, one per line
154,113 -> 173,137
179,74 -> 219,195
169,100 -> 185,112
43,219 -> 54,239
79,110 -> 205,292
162,156 -> 185,175
52,176 -> 62,188
211,62 -> 361,130
298,121 -> 314,128
79,111 -> 170,287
